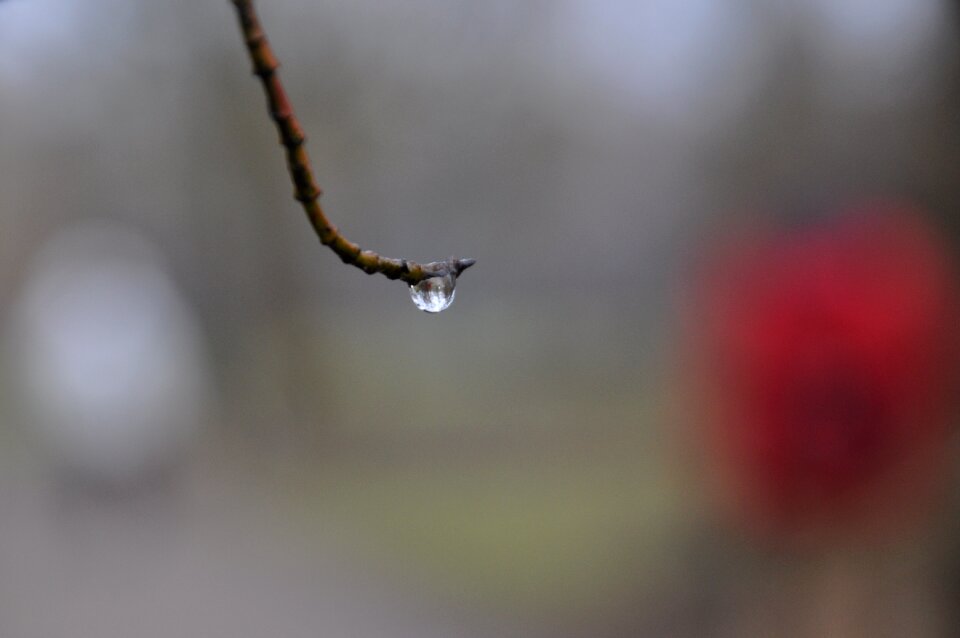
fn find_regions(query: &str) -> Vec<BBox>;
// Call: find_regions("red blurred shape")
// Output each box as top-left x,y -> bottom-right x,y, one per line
696,203 -> 960,541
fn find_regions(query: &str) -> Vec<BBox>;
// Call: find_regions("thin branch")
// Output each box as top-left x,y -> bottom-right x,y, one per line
230,0 -> 475,285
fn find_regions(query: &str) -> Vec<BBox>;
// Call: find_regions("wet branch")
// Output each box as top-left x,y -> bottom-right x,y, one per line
229,0 -> 475,285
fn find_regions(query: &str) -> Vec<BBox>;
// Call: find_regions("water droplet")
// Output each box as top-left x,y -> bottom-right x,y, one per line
409,274 -> 456,313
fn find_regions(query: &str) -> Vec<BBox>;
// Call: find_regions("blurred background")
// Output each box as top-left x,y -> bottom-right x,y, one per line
2,0 -> 960,636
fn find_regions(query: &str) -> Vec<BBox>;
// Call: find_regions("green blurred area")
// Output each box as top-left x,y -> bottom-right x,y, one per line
233,302 -> 688,620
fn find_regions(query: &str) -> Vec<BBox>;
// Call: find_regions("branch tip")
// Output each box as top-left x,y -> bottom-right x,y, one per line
230,0 -> 474,289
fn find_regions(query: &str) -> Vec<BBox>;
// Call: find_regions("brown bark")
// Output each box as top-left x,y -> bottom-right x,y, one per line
230,0 -> 474,285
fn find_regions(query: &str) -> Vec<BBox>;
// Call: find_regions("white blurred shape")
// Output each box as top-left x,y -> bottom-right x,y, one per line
9,221 -> 210,484
806,0 -> 948,106
0,0 -> 80,83
559,0 -> 771,134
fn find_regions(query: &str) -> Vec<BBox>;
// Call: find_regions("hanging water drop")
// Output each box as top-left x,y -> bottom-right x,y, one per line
407,257 -> 475,314
409,273 -> 456,313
